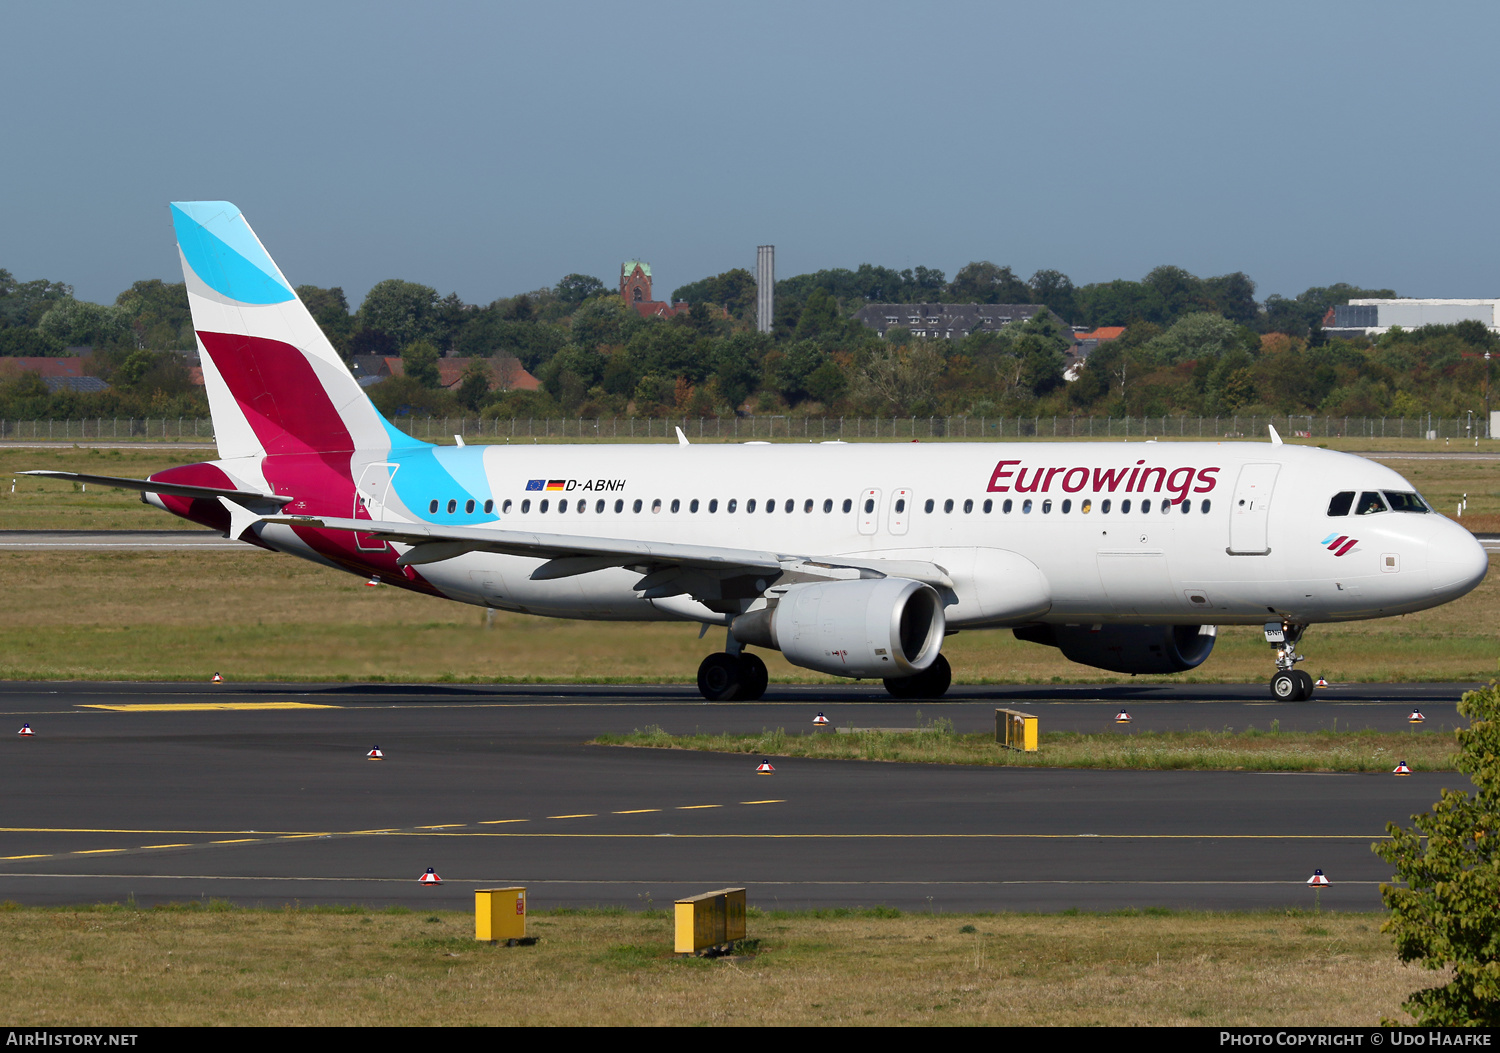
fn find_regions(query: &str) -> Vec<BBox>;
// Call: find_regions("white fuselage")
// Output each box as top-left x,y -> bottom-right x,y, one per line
251,439 -> 1487,630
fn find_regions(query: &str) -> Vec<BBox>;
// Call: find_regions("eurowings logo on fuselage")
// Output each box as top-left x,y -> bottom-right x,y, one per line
987,459 -> 1221,505
1321,533 -> 1359,556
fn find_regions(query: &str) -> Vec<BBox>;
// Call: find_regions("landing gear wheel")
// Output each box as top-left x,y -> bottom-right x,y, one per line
1270,671 -> 1298,701
1292,669 -> 1314,701
737,653 -> 768,701
883,653 -> 952,700
697,653 -> 742,701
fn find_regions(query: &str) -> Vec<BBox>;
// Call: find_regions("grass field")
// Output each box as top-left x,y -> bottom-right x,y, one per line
1,546 -> 1497,685
595,724 -> 1462,772
0,903 -> 1430,1026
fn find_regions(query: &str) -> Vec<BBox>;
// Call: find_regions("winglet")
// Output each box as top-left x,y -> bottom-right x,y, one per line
217,497 -> 264,541
675,427 -> 690,446
1268,424 -> 1284,445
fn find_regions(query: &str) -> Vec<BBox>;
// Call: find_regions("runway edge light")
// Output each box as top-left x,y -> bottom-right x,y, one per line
211,673 -> 223,684
1114,709 -> 1131,724
755,760 -> 775,774
419,867 -> 441,885
1409,709 -> 1425,724
17,723 -> 33,737
1307,869 -> 1329,887
813,712 -> 830,727
1393,761 -> 1412,775
367,746 -> 384,760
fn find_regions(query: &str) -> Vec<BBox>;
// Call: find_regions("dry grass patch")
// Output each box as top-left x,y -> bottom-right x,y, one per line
0,903 -> 1428,1026
597,723 -> 1461,771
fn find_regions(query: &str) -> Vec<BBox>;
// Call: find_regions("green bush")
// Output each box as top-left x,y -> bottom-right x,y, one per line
1374,682 -> 1500,1025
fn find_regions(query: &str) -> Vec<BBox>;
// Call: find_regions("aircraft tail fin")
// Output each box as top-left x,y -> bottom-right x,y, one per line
170,201 -> 424,461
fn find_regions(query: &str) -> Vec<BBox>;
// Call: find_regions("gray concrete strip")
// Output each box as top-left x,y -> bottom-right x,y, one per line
0,530 -> 246,549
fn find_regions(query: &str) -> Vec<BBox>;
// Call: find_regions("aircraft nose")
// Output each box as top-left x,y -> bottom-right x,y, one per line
1429,520 -> 1490,600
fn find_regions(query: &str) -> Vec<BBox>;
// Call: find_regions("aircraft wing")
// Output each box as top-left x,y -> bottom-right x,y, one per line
20,470 -> 292,506
263,514 -> 954,601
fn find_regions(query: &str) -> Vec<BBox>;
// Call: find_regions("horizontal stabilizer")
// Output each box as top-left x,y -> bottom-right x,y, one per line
20,471 -> 291,506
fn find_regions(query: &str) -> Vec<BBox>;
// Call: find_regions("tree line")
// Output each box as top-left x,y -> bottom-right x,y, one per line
3,257 -> 1493,425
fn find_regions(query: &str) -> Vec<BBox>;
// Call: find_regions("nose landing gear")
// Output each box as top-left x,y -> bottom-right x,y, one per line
1266,621 -> 1314,701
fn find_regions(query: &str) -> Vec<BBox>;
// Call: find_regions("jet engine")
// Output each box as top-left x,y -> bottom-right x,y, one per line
1013,623 -> 1217,674
731,578 -> 946,678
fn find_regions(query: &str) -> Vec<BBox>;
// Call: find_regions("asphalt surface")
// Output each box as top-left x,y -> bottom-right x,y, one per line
0,680 -> 1475,914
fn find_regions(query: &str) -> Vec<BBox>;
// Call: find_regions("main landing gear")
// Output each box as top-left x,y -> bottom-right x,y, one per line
883,653 -> 952,700
1265,621 -> 1315,701
696,645 -> 768,702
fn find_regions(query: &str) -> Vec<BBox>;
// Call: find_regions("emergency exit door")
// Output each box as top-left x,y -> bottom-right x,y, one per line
1227,463 -> 1279,555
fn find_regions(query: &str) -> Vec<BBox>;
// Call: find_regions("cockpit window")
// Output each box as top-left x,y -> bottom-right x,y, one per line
1355,491 -> 1388,515
1327,491 -> 1354,516
1383,490 -> 1430,513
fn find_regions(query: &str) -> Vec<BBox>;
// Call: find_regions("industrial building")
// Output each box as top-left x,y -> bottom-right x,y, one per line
1323,299 -> 1500,339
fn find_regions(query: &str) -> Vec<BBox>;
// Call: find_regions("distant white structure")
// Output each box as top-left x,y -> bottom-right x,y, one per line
756,245 -> 774,334
1326,299 -> 1500,338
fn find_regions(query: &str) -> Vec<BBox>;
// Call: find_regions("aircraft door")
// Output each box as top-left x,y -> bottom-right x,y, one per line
1227,463 -> 1279,555
353,462 -> 398,551
858,489 -> 881,535
888,488 -> 911,535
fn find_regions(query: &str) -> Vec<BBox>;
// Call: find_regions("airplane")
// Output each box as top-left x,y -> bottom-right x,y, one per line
24,202 -> 1490,702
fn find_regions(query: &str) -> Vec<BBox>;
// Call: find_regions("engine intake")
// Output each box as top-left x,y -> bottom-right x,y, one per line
1014,623 -> 1217,674
731,578 -> 945,679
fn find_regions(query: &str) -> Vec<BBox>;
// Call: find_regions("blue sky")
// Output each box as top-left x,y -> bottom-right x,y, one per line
4,1 -> 1499,307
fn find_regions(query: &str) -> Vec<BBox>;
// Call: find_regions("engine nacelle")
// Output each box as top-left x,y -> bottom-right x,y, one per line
1014,623 -> 1217,674
731,578 -> 946,679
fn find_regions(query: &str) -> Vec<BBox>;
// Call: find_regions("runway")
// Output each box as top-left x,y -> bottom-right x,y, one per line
0,680 -> 1474,914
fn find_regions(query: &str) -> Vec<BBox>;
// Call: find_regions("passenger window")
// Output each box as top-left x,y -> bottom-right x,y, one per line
1101,499 -> 1111,513
863,498 -> 875,514
670,499 -> 680,513
632,499 -> 642,513
728,499 -> 738,513
924,498 -> 935,513
895,498 -> 906,513
540,499 -> 549,513
747,499 -> 757,513
964,498 -> 973,513
1042,499 -> 1052,514
652,499 -> 662,514
823,499 -> 832,513
485,500 -> 494,514
614,499 -> 624,513
447,499 -> 457,514
1022,499 -> 1033,513
596,499 -> 605,513
709,499 -> 718,513
983,499 -> 992,513
690,499 -> 699,513
842,499 -> 852,513
1201,499 -> 1211,513
1356,491 -> 1387,515
521,499 -> 531,513
785,499 -> 794,513
558,500 -> 567,513
1141,499 -> 1151,513
465,499 -> 475,514
804,499 -> 813,513
1180,500 -> 1190,514
1327,491 -> 1355,516
1060,499 -> 1070,514
1003,499 -> 1013,513
501,499 -> 511,513
1121,499 -> 1131,513
1081,499 -> 1091,513
766,498 -> 775,513
943,499 -> 953,513
429,499 -> 439,513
